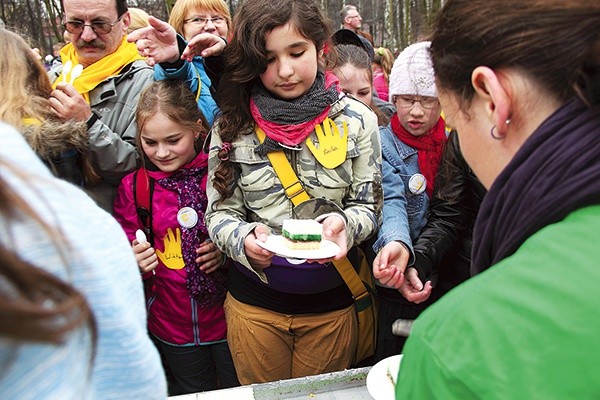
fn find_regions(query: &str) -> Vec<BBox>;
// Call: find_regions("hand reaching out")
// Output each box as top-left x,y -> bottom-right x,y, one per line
373,241 -> 411,288
399,267 -> 433,304
182,32 -> 226,61
127,16 -> 179,66
128,16 -> 226,67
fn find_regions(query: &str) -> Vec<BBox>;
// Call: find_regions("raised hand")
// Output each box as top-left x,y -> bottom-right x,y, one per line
127,15 -> 179,66
182,32 -> 227,61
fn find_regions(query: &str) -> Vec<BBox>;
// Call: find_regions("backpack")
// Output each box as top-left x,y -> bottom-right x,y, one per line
133,167 -> 155,244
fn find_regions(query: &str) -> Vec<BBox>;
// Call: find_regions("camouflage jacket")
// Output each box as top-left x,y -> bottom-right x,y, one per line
206,96 -> 383,282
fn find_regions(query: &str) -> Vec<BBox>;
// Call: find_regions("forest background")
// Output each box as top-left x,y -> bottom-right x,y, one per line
1,0 -> 442,58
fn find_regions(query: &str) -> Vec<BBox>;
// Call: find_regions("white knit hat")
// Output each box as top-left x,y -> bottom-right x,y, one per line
388,41 -> 437,102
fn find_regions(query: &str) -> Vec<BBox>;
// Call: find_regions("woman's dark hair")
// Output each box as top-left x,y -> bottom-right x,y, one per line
0,161 -> 96,345
213,0 -> 333,201
430,0 -> 600,110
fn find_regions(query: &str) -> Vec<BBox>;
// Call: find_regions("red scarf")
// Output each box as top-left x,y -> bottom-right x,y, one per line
250,72 -> 340,146
391,114 -> 446,198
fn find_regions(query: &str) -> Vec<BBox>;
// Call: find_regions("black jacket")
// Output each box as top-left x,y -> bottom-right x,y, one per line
412,131 -> 487,300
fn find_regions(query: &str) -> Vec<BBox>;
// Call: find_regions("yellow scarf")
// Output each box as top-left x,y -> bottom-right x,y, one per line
53,38 -> 145,103
22,117 -> 42,126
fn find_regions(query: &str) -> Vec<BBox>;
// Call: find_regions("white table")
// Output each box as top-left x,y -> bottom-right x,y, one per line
169,367 -> 373,400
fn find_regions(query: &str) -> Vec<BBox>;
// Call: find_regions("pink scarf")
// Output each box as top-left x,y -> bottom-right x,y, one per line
250,72 -> 340,146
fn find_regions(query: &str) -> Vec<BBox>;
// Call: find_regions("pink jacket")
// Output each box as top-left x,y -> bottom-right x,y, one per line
373,69 -> 389,103
113,152 -> 227,345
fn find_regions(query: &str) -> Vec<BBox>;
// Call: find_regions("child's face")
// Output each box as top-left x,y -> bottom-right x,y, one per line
260,23 -> 320,100
393,95 -> 442,137
140,111 -> 199,173
334,64 -> 372,106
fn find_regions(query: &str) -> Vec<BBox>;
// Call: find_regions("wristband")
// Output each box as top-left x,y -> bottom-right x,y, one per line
86,111 -> 100,130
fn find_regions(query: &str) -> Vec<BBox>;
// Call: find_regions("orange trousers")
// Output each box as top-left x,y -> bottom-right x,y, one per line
224,293 -> 358,385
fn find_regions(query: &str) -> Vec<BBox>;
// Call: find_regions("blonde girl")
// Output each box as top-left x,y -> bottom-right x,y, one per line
0,28 -> 97,186
113,81 -> 238,395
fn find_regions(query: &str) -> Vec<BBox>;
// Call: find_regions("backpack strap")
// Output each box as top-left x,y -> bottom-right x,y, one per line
190,62 -> 203,103
254,126 -> 370,304
133,167 -> 155,245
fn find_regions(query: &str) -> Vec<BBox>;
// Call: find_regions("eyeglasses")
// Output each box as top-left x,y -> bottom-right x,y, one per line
63,16 -> 122,35
393,95 -> 439,109
184,16 -> 226,26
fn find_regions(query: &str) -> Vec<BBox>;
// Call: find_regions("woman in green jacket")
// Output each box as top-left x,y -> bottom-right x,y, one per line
395,0 -> 600,399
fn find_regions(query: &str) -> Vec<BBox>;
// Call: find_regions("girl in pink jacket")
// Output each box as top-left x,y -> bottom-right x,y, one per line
113,80 -> 238,395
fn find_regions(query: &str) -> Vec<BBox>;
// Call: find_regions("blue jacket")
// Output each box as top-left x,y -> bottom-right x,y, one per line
373,125 -> 429,259
154,38 -> 219,126
0,123 -> 167,400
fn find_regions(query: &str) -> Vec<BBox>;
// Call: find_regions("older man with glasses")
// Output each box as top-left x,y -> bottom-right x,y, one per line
339,4 -> 373,45
48,0 -> 154,213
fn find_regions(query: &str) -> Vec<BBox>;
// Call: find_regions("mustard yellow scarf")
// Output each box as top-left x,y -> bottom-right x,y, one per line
22,117 -> 42,126
53,38 -> 144,103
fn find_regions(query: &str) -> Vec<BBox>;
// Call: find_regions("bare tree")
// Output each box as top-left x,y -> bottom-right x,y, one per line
1,0 -> 443,57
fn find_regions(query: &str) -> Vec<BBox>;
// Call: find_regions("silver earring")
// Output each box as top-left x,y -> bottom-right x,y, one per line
506,118 -> 511,125
490,125 -> 504,140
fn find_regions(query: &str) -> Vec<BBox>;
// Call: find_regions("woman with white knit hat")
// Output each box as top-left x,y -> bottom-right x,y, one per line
369,41 -> 447,362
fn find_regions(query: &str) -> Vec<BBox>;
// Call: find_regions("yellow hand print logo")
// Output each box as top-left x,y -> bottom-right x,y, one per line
156,228 -> 185,270
306,117 -> 348,169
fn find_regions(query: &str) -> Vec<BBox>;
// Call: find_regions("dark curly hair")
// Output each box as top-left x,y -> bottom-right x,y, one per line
212,0 -> 333,201
430,0 -> 600,112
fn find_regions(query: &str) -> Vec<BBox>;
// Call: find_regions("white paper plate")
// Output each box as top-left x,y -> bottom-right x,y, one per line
255,235 -> 341,260
366,354 -> 403,400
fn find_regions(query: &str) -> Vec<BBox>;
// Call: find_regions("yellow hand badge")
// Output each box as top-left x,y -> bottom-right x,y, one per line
305,117 -> 348,169
156,227 -> 185,270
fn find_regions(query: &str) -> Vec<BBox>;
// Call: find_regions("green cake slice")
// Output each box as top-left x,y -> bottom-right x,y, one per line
282,219 -> 323,250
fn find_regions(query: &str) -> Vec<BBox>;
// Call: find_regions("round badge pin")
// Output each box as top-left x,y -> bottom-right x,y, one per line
177,207 -> 198,228
408,173 -> 427,195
